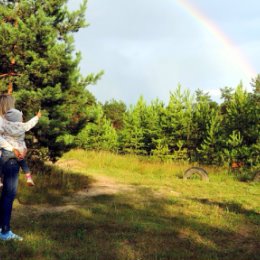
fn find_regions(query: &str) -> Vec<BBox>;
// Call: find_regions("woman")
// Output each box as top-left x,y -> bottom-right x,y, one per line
0,94 -> 24,241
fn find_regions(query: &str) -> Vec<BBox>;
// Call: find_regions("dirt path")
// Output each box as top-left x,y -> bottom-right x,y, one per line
76,175 -> 136,197
15,174 -> 137,215
16,158 -> 181,215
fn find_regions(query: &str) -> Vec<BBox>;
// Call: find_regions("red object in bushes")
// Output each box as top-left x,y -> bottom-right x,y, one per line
231,162 -> 244,169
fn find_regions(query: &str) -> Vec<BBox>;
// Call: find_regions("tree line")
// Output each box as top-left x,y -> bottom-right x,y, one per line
71,81 -> 260,167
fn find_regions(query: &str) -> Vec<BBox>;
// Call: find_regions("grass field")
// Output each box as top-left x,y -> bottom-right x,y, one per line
0,149 -> 259,260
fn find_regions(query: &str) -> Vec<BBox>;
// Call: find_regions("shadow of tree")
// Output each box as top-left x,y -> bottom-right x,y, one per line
16,161 -> 94,205
192,198 -> 260,221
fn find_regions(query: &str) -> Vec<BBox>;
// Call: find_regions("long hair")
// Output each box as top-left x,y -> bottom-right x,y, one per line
0,94 -> 15,116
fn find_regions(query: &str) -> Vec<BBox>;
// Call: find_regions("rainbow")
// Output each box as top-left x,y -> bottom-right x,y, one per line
176,0 -> 257,79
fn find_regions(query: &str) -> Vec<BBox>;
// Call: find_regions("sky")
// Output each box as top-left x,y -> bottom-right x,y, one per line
67,0 -> 260,105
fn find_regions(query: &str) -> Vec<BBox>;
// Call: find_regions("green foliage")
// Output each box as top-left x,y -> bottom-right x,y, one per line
103,99 -> 126,130
222,131 -> 251,168
115,81 -> 259,170
140,98 -> 164,154
118,97 -> 147,155
221,83 -> 259,165
149,85 -> 194,161
190,89 -> 219,161
196,110 -> 222,165
0,0 -> 102,160
162,85 -> 193,151
75,104 -> 118,151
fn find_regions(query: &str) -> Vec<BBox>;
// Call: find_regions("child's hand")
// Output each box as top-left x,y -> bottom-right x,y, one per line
37,110 -> 42,118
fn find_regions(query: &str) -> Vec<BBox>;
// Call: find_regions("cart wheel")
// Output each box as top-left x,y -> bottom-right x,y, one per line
183,167 -> 209,181
253,170 -> 260,182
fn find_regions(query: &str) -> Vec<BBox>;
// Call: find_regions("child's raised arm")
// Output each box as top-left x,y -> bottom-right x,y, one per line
36,110 -> 41,118
21,112 -> 40,132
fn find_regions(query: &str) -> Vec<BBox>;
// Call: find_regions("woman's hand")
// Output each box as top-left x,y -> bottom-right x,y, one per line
21,148 -> 27,159
13,148 -> 26,160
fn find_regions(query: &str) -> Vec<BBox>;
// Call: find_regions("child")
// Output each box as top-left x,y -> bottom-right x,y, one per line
0,109 -> 41,187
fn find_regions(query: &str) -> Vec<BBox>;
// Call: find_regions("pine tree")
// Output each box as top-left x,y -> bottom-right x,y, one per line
190,89 -> 219,161
221,83 -> 259,165
75,104 -> 118,151
144,98 -> 165,155
223,130 -> 244,165
250,75 -> 260,165
118,97 -> 146,155
196,110 -> 222,164
0,0 -> 103,160
161,85 -> 193,159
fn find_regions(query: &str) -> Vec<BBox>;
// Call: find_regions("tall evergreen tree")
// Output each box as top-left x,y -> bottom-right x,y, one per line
190,89 -> 219,161
161,85 -> 193,159
144,99 -> 165,155
196,110 -> 222,164
221,83 -> 259,165
118,97 -> 146,155
0,0 -> 103,160
249,75 -> 260,165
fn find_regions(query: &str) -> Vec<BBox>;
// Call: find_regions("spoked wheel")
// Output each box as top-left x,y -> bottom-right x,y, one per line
183,167 -> 209,181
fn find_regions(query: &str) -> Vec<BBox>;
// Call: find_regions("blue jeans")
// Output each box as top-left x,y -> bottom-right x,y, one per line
0,159 -> 20,233
0,149 -> 30,177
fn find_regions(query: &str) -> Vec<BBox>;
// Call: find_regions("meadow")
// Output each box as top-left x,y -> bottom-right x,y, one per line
0,150 -> 259,260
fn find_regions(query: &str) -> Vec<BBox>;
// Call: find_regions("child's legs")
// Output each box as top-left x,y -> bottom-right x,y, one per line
17,159 -> 31,174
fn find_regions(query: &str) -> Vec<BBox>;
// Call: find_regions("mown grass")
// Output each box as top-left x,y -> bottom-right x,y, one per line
0,149 -> 259,260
